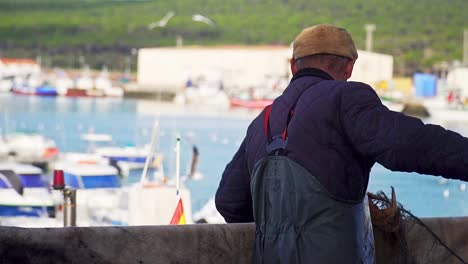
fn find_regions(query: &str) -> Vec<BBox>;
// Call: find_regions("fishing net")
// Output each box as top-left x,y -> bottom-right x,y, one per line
367,187 -> 467,264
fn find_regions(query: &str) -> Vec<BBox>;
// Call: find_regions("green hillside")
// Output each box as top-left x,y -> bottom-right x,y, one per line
0,0 -> 466,75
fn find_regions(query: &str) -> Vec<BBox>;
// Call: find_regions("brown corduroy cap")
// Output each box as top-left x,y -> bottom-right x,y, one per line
293,24 -> 358,60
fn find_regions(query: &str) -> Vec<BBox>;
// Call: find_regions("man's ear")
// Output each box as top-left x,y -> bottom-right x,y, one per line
290,58 -> 299,75
344,59 -> 355,80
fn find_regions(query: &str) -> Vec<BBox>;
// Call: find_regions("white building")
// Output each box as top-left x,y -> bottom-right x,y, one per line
447,67 -> 468,94
349,50 -> 393,85
0,58 -> 41,79
137,46 -> 393,92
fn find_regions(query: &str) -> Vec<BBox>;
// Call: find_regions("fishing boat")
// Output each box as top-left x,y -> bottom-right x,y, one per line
0,163 -> 57,219
56,160 -> 191,226
79,131 -> 160,177
35,83 -> 58,96
10,74 -> 57,96
58,164 -> 123,226
0,133 -> 59,170
54,130 -> 158,178
86,127 -> 193,226
95,146 -> 149,164
11,85 -> 36,96
62,164 -> 121,189
67,65 -> 94,97
94,145 -> 161,177
66,66 -> 123,98
124,133 -> 193,226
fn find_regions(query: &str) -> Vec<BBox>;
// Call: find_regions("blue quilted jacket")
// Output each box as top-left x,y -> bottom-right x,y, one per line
216,68 -> 468,223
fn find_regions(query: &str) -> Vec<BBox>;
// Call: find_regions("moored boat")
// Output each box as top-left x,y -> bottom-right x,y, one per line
58,164 -> 122,226
0,133 -> 59,170
229,97 -> 273,109
35,83 -> 58,96
0,163 -> 57,218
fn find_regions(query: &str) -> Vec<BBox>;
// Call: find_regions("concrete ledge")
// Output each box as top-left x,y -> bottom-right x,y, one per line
0,218 -> 467,264
0,224 -> 255,264
123,90 -> 175,101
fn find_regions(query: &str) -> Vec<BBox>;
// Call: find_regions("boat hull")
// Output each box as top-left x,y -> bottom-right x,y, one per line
229,98 -> 273,109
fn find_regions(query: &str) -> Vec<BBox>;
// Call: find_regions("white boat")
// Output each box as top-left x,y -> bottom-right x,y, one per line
0,78 -> 13,93
67,65 -> 96,97
49,123 -> 192,227
174,70 -> 229,107
55,152 -> 109,166
0,163 -> 57,221
62,164 -> 120,189
94,145 -> 161,177
0,133 -> 59,169
58,164 -> 122,226
10,74 -> 47,96
95,146 -> 150,163
53,70 -> 74,96
53,130 -> 158,178
78,130 -> 161,177
94,66 -> 124,98
58,163 -> 192,226
51,131 -> 113,175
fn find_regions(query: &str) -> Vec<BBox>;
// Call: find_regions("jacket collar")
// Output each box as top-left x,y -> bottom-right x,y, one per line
291,68 -> 334,82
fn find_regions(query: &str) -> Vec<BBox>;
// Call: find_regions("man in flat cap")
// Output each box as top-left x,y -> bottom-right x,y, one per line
216,24 -> 468,263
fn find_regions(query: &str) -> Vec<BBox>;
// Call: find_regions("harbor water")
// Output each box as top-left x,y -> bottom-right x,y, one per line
1,94 -> 467,218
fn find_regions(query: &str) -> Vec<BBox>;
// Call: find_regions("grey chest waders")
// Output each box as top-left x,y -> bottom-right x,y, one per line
251,100 -> 375,264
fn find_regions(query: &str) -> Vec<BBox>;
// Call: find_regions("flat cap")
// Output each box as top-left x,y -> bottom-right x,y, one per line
293,24 -> 358,60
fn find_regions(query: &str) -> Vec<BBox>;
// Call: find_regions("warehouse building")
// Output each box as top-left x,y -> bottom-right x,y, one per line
137,46 -> 393,92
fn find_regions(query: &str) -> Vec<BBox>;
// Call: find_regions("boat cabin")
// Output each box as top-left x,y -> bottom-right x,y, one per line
0,163 -> 54,217
0,163 -> 45,188
63,165 -> 121,189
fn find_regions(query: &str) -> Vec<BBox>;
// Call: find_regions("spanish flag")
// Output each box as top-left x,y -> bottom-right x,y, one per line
170,197 -> 186,225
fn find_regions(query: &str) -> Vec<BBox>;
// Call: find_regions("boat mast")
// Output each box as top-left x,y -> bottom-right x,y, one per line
139,121 -> 160,186
175,134 -> 181,195
463,29 -> 468,66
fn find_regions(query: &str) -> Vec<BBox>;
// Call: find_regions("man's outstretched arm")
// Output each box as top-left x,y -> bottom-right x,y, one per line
215,139 -> 254,223
341,83 -> 468,180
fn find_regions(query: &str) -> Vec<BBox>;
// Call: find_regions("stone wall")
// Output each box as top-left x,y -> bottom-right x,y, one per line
0,217 -> 467,264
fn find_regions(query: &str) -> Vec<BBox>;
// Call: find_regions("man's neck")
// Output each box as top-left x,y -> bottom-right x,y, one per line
291,68 -> 335,82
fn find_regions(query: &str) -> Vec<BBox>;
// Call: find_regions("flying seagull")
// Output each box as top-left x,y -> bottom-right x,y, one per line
192,14 -> 214,26
148,11 -> 175,30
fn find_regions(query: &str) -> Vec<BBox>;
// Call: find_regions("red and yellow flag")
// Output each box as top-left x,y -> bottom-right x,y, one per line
170,197 -> 186,225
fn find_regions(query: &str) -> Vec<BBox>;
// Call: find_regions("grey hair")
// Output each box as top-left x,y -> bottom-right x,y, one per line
296,54 -> 351,74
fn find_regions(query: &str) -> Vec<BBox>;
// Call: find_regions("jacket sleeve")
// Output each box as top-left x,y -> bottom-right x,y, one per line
340,82 -> 468,181
215,138 -> 254,223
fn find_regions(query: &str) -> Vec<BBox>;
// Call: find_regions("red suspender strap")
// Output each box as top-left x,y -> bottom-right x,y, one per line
263,105 -> 272,136
281,127 -> 287,140
264,105 -> 295,140
281,109 -> 294,139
